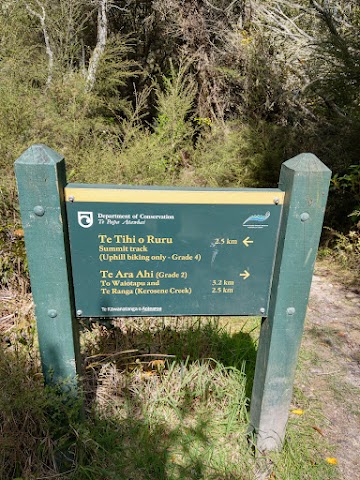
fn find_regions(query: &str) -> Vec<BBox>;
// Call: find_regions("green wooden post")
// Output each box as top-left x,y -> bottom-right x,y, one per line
249,153 -> 331,452
15,145 -> 80,389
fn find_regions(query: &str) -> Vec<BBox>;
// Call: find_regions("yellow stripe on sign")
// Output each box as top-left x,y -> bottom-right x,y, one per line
64,187 -> 285,205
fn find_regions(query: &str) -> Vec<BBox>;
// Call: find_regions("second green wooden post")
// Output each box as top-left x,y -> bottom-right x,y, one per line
249,153 -> 331,451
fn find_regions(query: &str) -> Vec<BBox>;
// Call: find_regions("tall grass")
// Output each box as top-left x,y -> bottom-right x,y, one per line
0,315 -> 338,479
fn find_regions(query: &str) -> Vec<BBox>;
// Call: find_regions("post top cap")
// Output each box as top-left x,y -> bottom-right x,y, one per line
15,144 -> 64,166
283,153 -> 331,174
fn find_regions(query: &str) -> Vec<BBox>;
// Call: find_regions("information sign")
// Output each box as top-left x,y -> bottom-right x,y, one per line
15,145 -> 331,452
65,186 -> 284,317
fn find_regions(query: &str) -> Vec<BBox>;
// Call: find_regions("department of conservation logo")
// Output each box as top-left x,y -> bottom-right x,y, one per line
77,211 -> 93,228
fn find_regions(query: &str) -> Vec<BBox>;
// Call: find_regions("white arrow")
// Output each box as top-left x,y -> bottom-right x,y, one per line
242,237 -> 254,247
239,270 -> 250,280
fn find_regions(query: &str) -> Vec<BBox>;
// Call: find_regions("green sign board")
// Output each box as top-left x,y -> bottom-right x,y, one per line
65,185 -> 284,317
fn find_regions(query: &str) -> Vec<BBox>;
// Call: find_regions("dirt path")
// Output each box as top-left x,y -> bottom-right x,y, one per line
301,261 -> 360,479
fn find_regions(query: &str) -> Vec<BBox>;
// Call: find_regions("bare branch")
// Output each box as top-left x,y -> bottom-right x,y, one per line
257,4 -> 315,43
310,0 -> 350,58
202,0 -> 223,13
24,0 -> 54,88
86,0 -> 108,92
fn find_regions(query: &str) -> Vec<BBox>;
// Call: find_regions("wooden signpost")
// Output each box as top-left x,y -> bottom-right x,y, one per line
15,144 -> 331,451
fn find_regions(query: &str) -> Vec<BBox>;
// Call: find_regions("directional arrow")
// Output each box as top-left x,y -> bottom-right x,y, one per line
242,236 -> 254,247
239,270 -> 250,280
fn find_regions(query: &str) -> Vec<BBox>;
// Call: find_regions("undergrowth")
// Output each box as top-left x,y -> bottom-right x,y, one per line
0,180 -> 29,291
323,225 -> 360,274
0,315 -> 338,479
321,210 -> 360,283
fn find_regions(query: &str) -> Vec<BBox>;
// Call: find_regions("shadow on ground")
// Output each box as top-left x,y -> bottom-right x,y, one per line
77,316 -> 258,479
81,316 -> 258,407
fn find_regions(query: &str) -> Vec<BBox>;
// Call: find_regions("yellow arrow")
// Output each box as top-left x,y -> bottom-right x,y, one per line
239,270 -> 250,280
242,237 -> 254,247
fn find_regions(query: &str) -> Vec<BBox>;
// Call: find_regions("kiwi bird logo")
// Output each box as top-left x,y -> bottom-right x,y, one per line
243,211 -> 270,228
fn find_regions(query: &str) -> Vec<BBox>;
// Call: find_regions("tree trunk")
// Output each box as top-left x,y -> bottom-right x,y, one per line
86,0 -> 108,92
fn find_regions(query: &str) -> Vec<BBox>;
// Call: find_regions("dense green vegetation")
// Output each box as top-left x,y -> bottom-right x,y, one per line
1,0 -> 359,290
